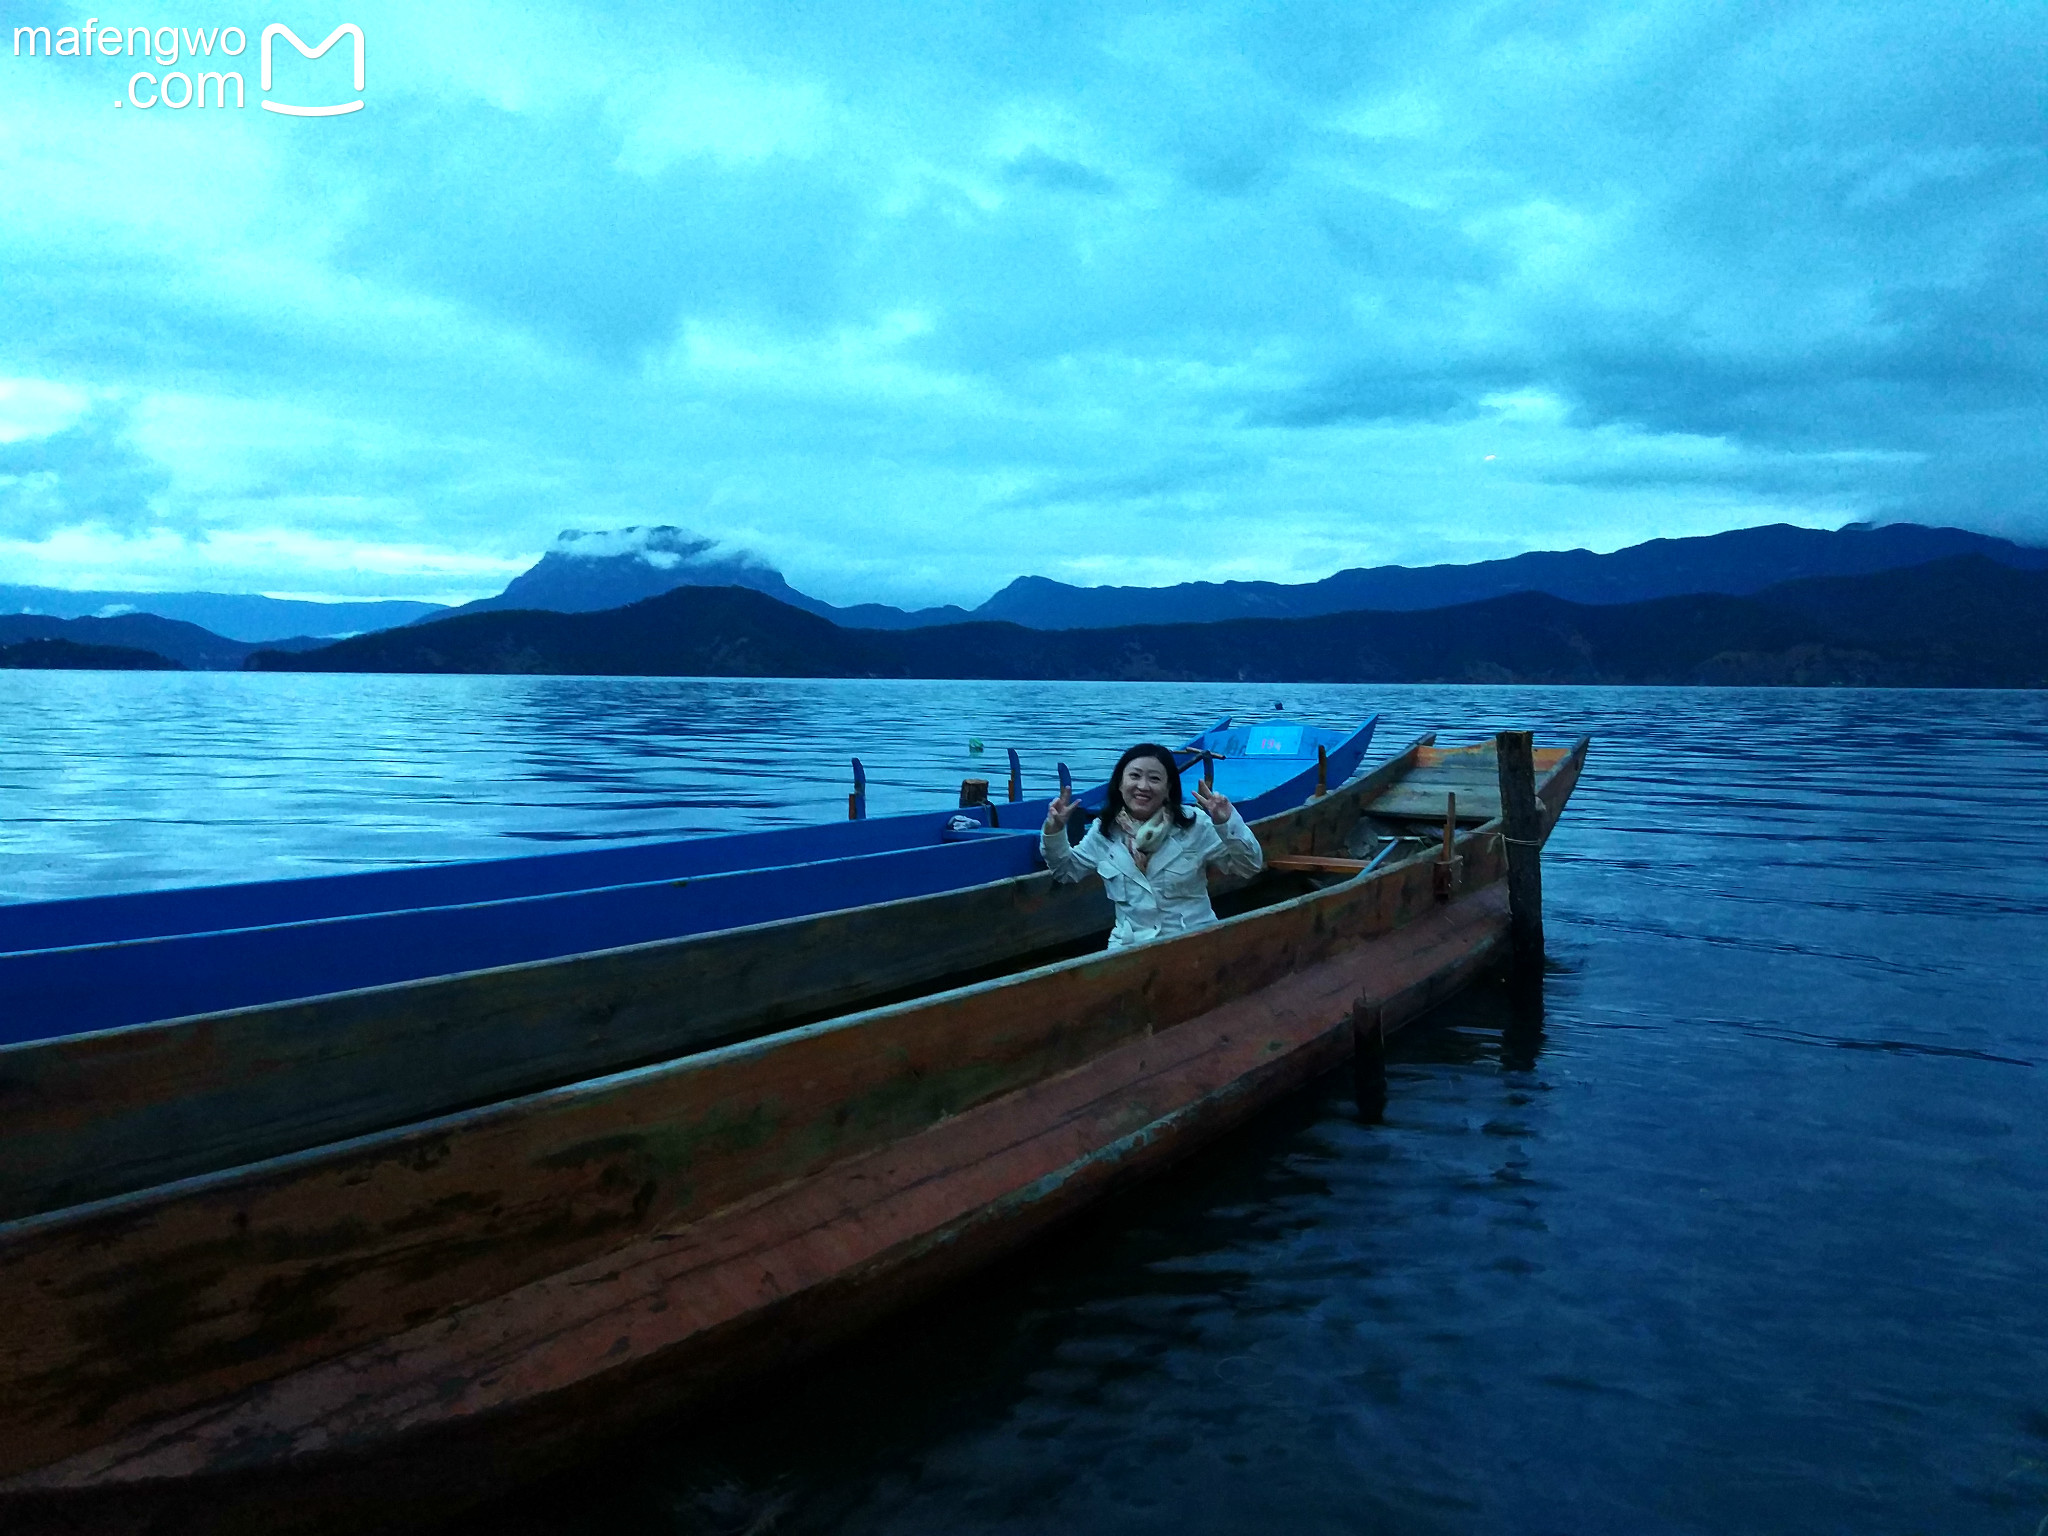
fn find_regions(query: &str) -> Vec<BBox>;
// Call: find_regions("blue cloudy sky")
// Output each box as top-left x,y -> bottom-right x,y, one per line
1,1 -> 2042,606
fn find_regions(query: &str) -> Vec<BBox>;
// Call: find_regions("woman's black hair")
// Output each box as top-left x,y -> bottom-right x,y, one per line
1099,742 -> 1197,833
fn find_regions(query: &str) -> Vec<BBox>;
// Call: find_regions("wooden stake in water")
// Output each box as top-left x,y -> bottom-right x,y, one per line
1495,730 -> 1545,971
1351,999 -> 1386,1121
1433,792 -> 1461,901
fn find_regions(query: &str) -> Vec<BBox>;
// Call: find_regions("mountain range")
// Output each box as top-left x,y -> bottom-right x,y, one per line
246,556 -> 2048,689
0,586 -> 446,643
10,521 -> 2048,681
970,521 -> 2048,627
416,520 -> 2048,632
16,520 -> 2045,646
0,613 -> 332,670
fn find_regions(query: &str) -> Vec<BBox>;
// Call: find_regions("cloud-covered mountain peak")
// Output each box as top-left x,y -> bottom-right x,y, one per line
547,526 -> 775,574
460,526 -> 826,617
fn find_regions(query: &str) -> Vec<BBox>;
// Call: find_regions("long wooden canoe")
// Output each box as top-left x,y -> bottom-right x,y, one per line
0,718 -> 1379,1045
0,727 -> 1397,1224
0,732 -> 1586,1536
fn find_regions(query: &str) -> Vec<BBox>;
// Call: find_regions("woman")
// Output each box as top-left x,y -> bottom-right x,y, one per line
1042,742 -> 1264,950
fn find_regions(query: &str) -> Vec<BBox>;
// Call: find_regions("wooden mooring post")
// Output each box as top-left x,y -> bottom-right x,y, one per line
1495,730 -> 1544,971
1432,792 -> 1462,901
1351,1000 -> 1386,1121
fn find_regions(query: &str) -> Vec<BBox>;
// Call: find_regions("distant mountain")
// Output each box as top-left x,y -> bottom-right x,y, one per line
0,637 -> 181,670
447,527 -> 824,618
20,520 -> 2034,648
0,585 -> 446,642
970,523 -> 2048,629
445,519 -> 2048,632
0,613 -> 331,670
444,526 -> 975,629
249,556 -> 2048,688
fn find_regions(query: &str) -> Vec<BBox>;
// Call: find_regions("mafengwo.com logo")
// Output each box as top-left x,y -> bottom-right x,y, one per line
13,21 -> 364,115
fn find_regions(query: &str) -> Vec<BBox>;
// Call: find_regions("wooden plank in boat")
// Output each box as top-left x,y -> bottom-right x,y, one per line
1365,787 -> 1503,820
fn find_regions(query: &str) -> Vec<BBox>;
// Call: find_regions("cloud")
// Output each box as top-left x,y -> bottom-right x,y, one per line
1,0 -> 2045,610
1001,149 -> 1118,196
996,454 -> 1260,510
0,401 -> 170,539
323,96 -> 864,363
551,525 -> 776,573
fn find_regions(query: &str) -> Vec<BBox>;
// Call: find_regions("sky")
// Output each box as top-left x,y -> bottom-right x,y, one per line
0,1 -> 2042,608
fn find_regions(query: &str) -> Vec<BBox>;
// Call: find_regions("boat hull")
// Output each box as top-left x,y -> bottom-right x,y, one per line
0,735 -> 1413,1224
0,890 -> 1513,1536
0,735 -> 1585,1535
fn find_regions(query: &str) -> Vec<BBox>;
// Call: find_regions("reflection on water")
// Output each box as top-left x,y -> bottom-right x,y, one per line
5,676 -> 2047,1533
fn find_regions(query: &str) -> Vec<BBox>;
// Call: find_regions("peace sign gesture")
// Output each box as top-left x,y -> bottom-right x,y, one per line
1044,785 -> 1079,833
1193,780 -> 1233,825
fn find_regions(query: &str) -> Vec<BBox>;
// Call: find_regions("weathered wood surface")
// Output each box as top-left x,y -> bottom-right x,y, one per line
1496,730 -> 1546,968
1248,736 -> 1431,865
0,868 -> 1107,1223
0,743 -> 1473,1479
0,739 -> 1429,1226
1264,854 -> 1372,874
4,887 -> 1515,1527
1362,743 -> 1571,824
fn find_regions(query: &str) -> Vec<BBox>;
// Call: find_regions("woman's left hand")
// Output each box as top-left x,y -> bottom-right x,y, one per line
1193,781 -> 1232,825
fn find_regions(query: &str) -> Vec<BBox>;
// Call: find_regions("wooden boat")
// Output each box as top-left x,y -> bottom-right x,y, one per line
0,721 -> 1388,1222
0,718 -> 1378,1044
0,731 -> 1586,1536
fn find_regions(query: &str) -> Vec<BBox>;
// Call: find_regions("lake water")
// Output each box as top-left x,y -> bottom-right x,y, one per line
4,674 -> 2046,1535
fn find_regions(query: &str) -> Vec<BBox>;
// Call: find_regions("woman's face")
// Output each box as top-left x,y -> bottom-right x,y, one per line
1119,756 -> 1170,819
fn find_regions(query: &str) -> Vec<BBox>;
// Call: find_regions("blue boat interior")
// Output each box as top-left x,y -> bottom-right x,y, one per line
0,714 -> 1377,1047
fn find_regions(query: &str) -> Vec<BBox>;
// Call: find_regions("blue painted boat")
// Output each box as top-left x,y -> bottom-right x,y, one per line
0,717 -> 1217,954
0,715 -> 1376,1046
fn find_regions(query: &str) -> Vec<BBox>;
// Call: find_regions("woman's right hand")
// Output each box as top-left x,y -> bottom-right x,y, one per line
1044,787 -> 1077,833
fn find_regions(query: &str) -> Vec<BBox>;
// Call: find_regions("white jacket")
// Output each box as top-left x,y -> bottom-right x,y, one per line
1041,807 -> 1264,950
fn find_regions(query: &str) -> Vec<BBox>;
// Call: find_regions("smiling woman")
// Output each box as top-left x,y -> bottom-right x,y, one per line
1041,740 -> 1264,950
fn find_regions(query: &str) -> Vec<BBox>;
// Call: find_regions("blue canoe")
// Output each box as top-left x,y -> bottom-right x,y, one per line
0,715 -> 1376,1046
0,717 -> 1219,953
